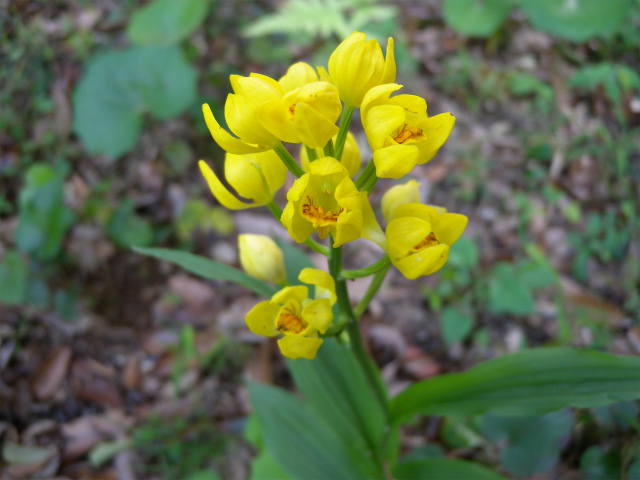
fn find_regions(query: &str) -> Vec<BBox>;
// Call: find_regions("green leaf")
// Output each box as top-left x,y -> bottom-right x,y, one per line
15,163 -> 75,260
580,445 -> 621,480
390,347 -> 640,423
2,441 -> 54,465
248,382 -> 382,480
488,262 -> 535,315
394,457 -> 507,480
520,0 -> 632,42
134,246 -> 277,298
287,338 -> 387,464
274,236 -> 315,286
249,449 -> 291,480
443,0 -> 512,38
73,46 -> 197,159
447,236 -> 478,269
482,410 -> 573,476
440,306 -> 474,346
0,251 -> 28,306
127,0 -> 210,46
106,199 -> 154,248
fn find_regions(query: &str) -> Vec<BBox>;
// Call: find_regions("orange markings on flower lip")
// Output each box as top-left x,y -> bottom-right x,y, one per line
277,306 -> 306,334
288,103 -> 297,116
393,124 -> 426,144
301,195 -> 343,226
412,231 -> 440,252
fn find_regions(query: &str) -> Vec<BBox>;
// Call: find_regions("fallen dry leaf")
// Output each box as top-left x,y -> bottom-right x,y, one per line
31,346 -> 72,401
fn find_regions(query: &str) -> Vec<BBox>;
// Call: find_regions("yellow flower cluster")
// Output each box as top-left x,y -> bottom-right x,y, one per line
200,32 -> 467,359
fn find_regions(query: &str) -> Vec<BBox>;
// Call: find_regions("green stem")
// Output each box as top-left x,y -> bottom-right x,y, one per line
273,143 -> 305,178
334,105 -> 354,161
361,172 -> 379,193
355,159 -> 376,190
328,241 -> 388,420
305,145 -> 318,162
323,138 -> 335,158
354,263 -> 391,319
267,201 -> 329,256
340,254 -> 390,279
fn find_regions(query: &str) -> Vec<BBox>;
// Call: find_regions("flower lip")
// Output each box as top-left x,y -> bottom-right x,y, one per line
411,231 -> 440,252
394,124 -> 426,145
276,301 -> 308,335
301,195 -> 343,228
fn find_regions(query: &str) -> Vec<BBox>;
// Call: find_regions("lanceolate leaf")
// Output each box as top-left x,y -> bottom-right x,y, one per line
394,458 -> 508,480
133,247 -> 277,298
248,382 -> 383,480
287,338 -> 388,462
390,348 -> 640,423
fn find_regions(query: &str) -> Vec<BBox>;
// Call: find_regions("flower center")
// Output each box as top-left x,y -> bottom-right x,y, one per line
411,231 -> 440,252
301,195 -> 343,238
393,124 -> 426,145
276,304 -> 307,334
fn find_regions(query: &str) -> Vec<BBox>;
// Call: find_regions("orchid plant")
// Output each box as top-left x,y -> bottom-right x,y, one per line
136,32 -> 640,480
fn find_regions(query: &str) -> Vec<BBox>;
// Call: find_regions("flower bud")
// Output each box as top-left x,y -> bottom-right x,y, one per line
239,234 -> 286,284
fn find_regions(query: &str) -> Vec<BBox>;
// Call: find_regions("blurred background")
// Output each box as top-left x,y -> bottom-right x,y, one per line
1,0 -> 639,478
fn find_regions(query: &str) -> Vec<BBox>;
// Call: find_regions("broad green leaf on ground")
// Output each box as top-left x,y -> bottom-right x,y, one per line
274,236 -> 314,286
487,262 -> 535,315
390,347 -> 640,423
481,410 -> 573,477
127,0 -> 210,46
520,0 -> 632,42
287,338 -> 387,462
0,250 -> 28,306
443,0 -> 512,38
394,458 -> 507,480
134,247 -> 277,299
249,450 -> 291,480
580,445 -> 621,480
248,382 -> 383,480
15,163 -> 75,261
106,199 -> 153,248
73,46 -> 197,159
440,306 -> 474,346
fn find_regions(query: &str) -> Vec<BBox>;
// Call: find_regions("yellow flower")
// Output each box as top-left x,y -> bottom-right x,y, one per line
198,149 -> 286,210
328,32 -> 395,107
299,131 -> 361,177
239,234 -> 286,284
281,157 -> 363,247
233,72 -> 342,149
381,179 -> 421,223
386,203 -> 467,279
245,268 -> 337,359
278,62 -> 319,91
361,84 -> 455,178
202,87 -> 279,154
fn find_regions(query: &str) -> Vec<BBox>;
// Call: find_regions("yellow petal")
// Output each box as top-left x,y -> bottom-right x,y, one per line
277,335 -> 323,360
381,179 -> 421,223
309,156 -> 348,177
301,298 -> 333,334
365,104 -> 405,151
372,144 -> 420,179
236,74 -> 283,107
279,62 -> 319,92
225,94 -> 276,147
257,149 -> 288,197
393,244 -> 449,279
389,94 -> 427,125
333,209 -> 362,247
380,37 -> 396,85
255,98 -> 300,144
224,153 -> 270,204
386,216 -> 431,259
199,160 -> 260,210
416,112 -> 456,164
294,102 -> 339,149
239,234 -> 286,284
431,213 -> 468,246
202,104 -> 266,154
361,83 -> 403,129
334,176 -> 361,212
360,192 -> 386,249
299,268 -> 336,304
281,201 -> 315,243
271,285 -> 308,305
392,203 -> 441,221
316,65 -> 332,83
245,300 -> 280,337
341,132 -> 361,177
